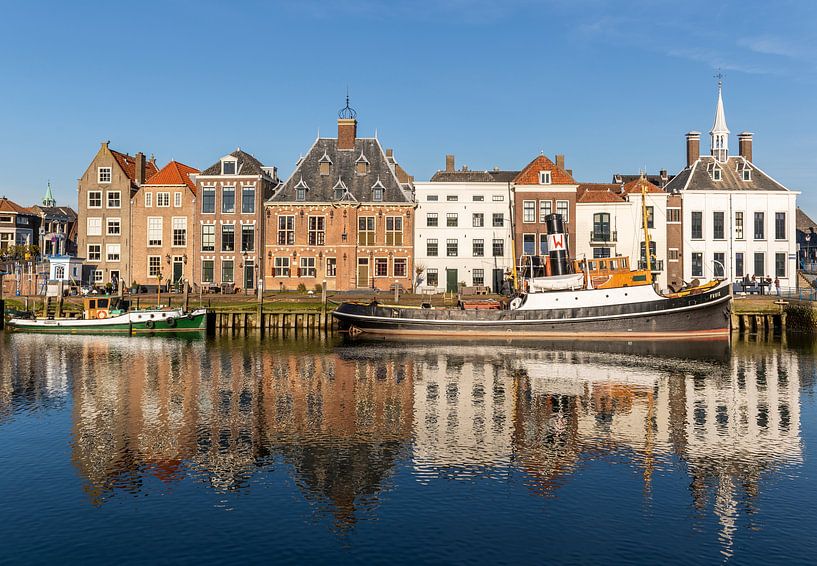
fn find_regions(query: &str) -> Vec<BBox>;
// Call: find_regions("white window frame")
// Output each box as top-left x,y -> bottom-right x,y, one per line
106,243 -> 121,262
93,269 -> 103,283
87,191 -> 102,209
86,217 -> 102,236
87,244 -> 101,262
326,257 -> 337,278
539,170 -> 552,184
147,217 -> 163,247
98,167 -> 112,184
274,257 -> 290,277
172,217 -> 187,247
522,200 -> 536,223
556,200 -> 569,222
148,256 -> 162,279
107,191 -> 121,209
106,217 -> 121,236
174,192 -> 182,208
156,192 -> 170,208
300,257 -> 317,278
145,192 -> 153,208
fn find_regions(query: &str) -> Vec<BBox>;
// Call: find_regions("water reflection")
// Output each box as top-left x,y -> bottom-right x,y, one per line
0,333 -> 808,552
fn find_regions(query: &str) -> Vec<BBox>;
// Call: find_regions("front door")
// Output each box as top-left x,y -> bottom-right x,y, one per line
492,268 -> 504,294
446,268 -> 458,293
357,258 -> 370,288
244,261 -> 254,289
172,257 -> 183,285
110,270 -> 120,290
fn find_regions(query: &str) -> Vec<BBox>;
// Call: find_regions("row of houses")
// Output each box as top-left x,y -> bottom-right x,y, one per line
1,84 -> 804,295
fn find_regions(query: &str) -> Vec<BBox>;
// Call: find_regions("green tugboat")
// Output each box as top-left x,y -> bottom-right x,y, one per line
5,296 -> 207,335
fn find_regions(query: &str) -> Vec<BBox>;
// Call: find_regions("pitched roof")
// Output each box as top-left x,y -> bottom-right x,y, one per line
110,149 -> 159,183
622,177 -> 663,194
145,161 -> 199,193
30,205 -> 78,221
429,169 -> 520,183
796,207 -> 817,231
612,173 -> 675,188
576,183 -> 627,203
270,138 -> 412,204
0,196 -> 35,215
200,149 -> 269,176
514,155 -> 575,185
663,156 -> 789,193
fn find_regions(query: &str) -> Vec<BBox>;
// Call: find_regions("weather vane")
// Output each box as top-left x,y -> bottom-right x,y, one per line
714,68 -> 724,88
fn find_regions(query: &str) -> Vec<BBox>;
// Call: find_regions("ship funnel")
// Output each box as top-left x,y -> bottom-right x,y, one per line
545,213 -> 570,275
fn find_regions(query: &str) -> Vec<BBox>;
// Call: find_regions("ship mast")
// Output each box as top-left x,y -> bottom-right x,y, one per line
640,177 -> 653,279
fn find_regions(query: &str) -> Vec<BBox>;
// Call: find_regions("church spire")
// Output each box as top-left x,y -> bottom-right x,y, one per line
710,72 -> 730,162
42,180 -> 56,207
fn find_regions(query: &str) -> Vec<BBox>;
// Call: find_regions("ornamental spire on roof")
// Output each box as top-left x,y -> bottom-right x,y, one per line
710,72 -> 730,162
42,181 -> 56,207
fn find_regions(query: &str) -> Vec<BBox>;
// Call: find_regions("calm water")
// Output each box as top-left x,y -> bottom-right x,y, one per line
1,333 -> 816,564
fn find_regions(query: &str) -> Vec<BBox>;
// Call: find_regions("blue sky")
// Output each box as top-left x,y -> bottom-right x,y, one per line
1,0 -> 816,210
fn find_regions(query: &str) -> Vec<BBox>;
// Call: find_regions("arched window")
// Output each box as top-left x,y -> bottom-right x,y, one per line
55,265 -> 65,279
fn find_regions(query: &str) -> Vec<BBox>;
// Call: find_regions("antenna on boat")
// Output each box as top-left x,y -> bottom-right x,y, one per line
640,175 -> 653,281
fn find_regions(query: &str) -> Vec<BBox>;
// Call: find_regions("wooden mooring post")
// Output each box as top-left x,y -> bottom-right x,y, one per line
209,308 -> 336,334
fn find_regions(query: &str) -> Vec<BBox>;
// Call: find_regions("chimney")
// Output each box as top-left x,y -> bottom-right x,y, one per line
738,132 -> 753,162
445,154 -> 455,172
386,148 -> 394,159
659,169 -> 668,187
685,132 -> 701,168
337,117 -> 357,150
566,169 -> 573,178
555,154 -> 565,170
135,152 -> 146,185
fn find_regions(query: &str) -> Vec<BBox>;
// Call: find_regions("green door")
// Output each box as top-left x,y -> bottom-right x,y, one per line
172,258 -> 183,284
446,268 -> 458,293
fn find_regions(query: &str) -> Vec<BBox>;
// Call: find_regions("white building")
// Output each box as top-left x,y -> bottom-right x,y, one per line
665,83 -> 799,286
575,177 -> 670,289
414,156 -> 517,293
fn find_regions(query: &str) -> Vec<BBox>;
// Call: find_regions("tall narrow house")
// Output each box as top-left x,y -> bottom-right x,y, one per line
265,100 -> 415,291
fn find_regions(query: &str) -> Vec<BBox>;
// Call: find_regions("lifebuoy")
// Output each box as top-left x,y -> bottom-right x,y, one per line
166,316 -> 177,328
186,313 -> 195,321
510,297 -> 523,310
145,319 -> 155,329
97,311 -> 108,319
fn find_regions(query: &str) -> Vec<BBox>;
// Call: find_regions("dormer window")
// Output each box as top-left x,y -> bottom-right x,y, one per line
334,187 -> 345,200
222,160 -> 237,175
332,177 -> 348,201
294,177 -> 309,202
371,177 -> 386,202
355,152 -> 370,175
319,150 -> 333,176
712,166 -> 722,181
539,171 -> 552,184
739,163 -> 752,181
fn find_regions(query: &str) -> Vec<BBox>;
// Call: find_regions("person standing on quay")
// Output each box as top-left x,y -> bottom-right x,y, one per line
775,277 -> 781,297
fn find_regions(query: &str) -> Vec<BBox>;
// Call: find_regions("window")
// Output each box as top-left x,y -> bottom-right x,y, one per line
107,191 -> 121,208
691,211 -> 703,239
273,257 -> 290,277
735,252 -> 744,277
472,195 -> 484,202
326,257 -> 337,277
713,211 -> 725,240
145,192 -> 153,208
87,244 -> 101,261
148,256 -> 161,278
472,213 -> 484,227
775,212 -> 786,240
147,217 -> 162,246
523,234 -> 536,255
173,217 -> 187,247
320,162 -> 330,176
691,252 -> 703,277
427,238 -> 438,256
386,217 -> 403,245
492,195 -> 504,202
735,211 -> 744,239
88,191 -> 102,208
394,258 -> 407,277
106,244 -> 120,262
426,269 -> 438,287
667,208 -> 681,223
539,171 -> 552,184
300,257 -> 316,277
775,252 -> 786,277
523,201 -> 536,223
426,213 -> 438,227
242,187 -> 255,213
375,258 -> 388,277
373,188 -> 383,201
539,200 -> 552,222
221,224 -> 235,251
492,239 -> 504,257
492,213 -> 504,227
556,200 -> 569,222
222,160 -> 236,175
427,195 -> 438,202
754,212 -> 765,240
358,217 -> 375,245
222,260 -> 234,283
202,260 -> 214,283
713,252 -> 725,277
157,192 -> 170,207
446,239 -> 458,257
308,216 -> 325,246
754,253 -> 765,276
55,266 -> 65,279
87,217 -> 102,236
174,192 -> 182,208
446,213 -> 458,227
241,224 -> 255,251
539,234 -> 548,255
98,167 -> 112,183
473,239 -> 484,257
646,206 -> 654,229
712,167 -> 722,181
334,187 -> 345,200
222,187 -> 235,213
593,247 -> 611,258
669,248 -> 679,261
278,216 -> 295,245
473,269 -> 484,286
742,168 -> 752,181
202,187 -> 215,213
446,195 -> 458,202
592,213 -> 611,241
201,224 -> 215,251
93,269 -> 103,283
106,218 -> 120,236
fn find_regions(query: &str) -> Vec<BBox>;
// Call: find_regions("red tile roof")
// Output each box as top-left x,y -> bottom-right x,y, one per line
622,177 -> 663,194
514,155 -> 576,185
145,161 -> 200,193
0,196 -> 35,214
576,183 -> 627,203
111,149 -> 159,183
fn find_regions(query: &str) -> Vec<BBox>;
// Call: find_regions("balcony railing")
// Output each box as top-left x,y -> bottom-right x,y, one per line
590,230 -> 617,244
638,259 -> 664,272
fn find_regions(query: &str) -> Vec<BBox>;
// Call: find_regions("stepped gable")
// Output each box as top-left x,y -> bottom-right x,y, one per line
144,161 -> 200,193
514,155 -> 575,185
271,138 -> 412,203
664,156 -> 788,193
200,149 -> 268,176
576,183 -> 626,203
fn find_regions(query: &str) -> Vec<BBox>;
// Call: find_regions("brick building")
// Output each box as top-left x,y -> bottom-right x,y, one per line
130,161 -> 199,289
264,102 -> 415,292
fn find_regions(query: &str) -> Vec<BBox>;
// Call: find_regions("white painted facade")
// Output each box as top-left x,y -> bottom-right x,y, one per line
414,181 -> 515,293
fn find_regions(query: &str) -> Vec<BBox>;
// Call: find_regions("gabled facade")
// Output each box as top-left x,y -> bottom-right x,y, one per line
665,84 -> 799,286
77,141 -> 158,287
264,104 -> 415,292
0,196 -> 38,252
414,154 -> 517,293
194,150 -> 277,292
131,161 -> 199,289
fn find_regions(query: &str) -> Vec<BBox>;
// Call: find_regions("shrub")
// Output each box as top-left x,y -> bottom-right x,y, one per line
314,283 -> 323,293
297,283 -> 307,293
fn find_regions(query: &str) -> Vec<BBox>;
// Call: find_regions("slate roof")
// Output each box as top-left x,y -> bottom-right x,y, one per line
200,149 -> 269,176
31,205 -> 77,221
110,149 -> 159,183
145,161 -> 199,193
664,156 -> 789,193
270,138 -> 413,203
0,196 -> 35,215
576,183 -> 627,203
429,169 -> 520,183
612,173 -> 674,188
514,155 -> 575,185
796,207 -> 817,231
